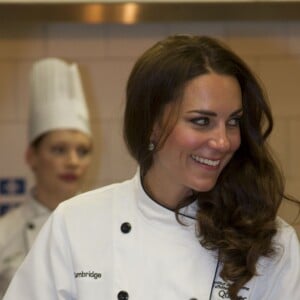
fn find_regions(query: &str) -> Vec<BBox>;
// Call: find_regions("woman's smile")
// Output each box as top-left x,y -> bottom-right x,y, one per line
190,154 -> 221,168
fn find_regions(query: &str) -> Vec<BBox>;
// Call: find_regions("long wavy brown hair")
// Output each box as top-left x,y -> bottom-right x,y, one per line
124,34 -> 294,299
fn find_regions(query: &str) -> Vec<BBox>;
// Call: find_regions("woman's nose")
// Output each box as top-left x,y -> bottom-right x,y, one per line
67,151 -> 80,165
208,127 -> 230,151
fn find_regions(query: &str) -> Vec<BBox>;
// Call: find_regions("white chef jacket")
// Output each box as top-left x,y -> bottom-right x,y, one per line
0,194 -> 50,297
3,170 -> 300,300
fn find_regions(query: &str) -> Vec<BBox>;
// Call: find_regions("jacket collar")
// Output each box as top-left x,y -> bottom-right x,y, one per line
134,169 -> 198,229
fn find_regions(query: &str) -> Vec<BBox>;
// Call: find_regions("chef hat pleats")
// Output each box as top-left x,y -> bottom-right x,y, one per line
28,57 -> 91,144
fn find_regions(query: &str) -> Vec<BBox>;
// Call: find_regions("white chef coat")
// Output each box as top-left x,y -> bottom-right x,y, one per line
3,170 -> 300,300
0,193 -> 50,297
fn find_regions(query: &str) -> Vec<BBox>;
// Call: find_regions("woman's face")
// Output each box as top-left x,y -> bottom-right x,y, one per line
145,73 -> 242,207
27,129 -> 92,201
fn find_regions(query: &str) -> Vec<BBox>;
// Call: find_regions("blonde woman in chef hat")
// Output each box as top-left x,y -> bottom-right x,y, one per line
0,58 -> 93,297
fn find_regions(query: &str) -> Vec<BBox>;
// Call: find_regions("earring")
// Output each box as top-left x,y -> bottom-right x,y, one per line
148,142 -> 155,151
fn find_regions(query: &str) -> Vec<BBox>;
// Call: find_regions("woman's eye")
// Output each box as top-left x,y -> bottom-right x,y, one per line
77,147 -> 91,157
227,117 -> 241,127
191,117 -> 209,126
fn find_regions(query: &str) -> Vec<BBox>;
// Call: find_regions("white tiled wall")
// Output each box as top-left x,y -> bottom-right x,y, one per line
0,20 -> 299,233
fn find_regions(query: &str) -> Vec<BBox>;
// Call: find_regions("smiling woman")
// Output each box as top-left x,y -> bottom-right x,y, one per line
3,35 -> 300,300
142,73 -> 243,208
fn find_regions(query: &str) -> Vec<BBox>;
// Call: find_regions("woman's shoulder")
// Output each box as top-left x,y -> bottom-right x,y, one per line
0,205 -> 25,247
264,216 -> 300,270
40,175 -> 139,243
275,216 -> 299,244
271,217 -> 299,259
0,202 -> 33,245
55,176 -> 137,217
251,217 -> 300,298
255,217 -> 298,274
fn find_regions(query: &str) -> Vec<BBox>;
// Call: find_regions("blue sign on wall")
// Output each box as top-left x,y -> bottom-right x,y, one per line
0,178 -> 26,216
0,178 -> 26,195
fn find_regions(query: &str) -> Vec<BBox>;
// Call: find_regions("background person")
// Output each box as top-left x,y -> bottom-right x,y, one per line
0,58 -> 93,296
3,35 -> 300,300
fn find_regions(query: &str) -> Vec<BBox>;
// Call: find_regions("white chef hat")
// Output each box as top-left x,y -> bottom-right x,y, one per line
28,57 -> 91,144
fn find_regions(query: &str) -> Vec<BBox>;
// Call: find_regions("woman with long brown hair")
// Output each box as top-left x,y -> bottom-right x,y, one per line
4,35 -> 299,300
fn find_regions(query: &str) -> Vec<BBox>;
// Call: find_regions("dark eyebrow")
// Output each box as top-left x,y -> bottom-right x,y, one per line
230,108 -> 243,117
187,108 -> 243,117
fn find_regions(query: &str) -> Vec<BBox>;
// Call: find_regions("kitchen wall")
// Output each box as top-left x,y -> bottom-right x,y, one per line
0,20 -> 299,233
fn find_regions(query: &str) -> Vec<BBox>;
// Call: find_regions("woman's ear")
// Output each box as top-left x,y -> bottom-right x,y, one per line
25,146 -> 37,171
150,121 -> 161,142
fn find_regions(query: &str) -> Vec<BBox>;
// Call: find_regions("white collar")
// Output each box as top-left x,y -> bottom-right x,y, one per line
133,169 -> 198,229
